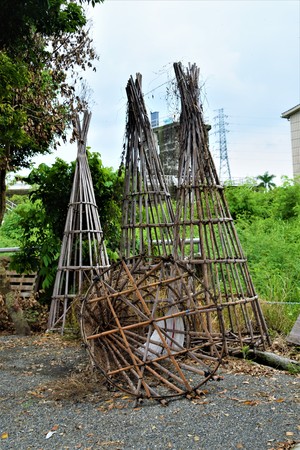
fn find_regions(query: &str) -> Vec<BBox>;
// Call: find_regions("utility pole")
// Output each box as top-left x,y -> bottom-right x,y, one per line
214,108 -> 231,183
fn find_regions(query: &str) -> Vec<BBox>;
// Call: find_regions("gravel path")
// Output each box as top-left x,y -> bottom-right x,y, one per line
0,334 -> 299,450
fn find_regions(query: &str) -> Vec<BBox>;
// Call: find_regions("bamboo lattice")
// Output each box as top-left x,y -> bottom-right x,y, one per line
81,255 -> 223,400
120,74 -> 175,259
48,111 -> 110,333
172,62 -> 270,354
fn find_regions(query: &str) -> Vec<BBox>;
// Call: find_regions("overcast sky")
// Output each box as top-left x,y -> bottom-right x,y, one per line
32,0 -> 300,184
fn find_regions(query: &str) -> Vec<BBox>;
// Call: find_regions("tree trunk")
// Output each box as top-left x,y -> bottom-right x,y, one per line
0,166 -> 7,224
236,349 -> 300,372
0,142 -> 10,224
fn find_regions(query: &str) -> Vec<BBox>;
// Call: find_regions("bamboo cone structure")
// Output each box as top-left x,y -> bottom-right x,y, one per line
80,75 -> 223,401
120,74 -> 175,259
48,111 -> 109,333
172,62 -> 270,354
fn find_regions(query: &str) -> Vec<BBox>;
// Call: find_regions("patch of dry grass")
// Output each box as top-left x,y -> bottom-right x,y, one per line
37,366 -> 108,403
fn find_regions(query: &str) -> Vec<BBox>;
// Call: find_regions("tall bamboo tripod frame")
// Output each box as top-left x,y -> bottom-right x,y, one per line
48,111 -> 109,333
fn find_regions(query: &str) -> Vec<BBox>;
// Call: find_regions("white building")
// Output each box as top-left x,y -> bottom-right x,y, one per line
282,104 -> 300,178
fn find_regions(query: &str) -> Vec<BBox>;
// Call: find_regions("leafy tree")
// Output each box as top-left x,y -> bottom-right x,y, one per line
25,159 -> 74,239
87,153 -> 124,252
256,171 -> 276,190
0,1 -> 102,51
3,153 -> 123,301
270,178 -> 300,220
0,0 -> 104,223
224,180 -> 271,220
5,200 -> 61,292
26,153 -> 124,251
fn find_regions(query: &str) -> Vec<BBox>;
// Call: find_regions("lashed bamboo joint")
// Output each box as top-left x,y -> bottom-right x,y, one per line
48,111 -> 109,333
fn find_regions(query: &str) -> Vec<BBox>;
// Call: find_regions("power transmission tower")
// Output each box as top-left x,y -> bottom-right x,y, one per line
214,108 -> 231,183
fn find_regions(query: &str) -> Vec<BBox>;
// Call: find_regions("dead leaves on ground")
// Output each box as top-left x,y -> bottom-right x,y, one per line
222,356 -> 282,377
268,439 -> 300,450
0,332 -> 80,352
228,395 -> 287,406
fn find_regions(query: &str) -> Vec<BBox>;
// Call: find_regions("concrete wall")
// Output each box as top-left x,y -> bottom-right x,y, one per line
154,121 -> 212,192
154,122 -> 180,176
290,110 -> 300,178
153,122 -> 180,194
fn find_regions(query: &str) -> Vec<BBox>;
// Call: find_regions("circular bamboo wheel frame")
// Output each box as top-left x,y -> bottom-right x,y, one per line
80,255 -> 223,400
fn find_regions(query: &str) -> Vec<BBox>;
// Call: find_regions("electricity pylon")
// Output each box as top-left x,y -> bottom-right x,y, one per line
214,108 -> 231,183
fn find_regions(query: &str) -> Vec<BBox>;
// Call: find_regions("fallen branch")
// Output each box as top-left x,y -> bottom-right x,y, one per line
236,349 -> 300,373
